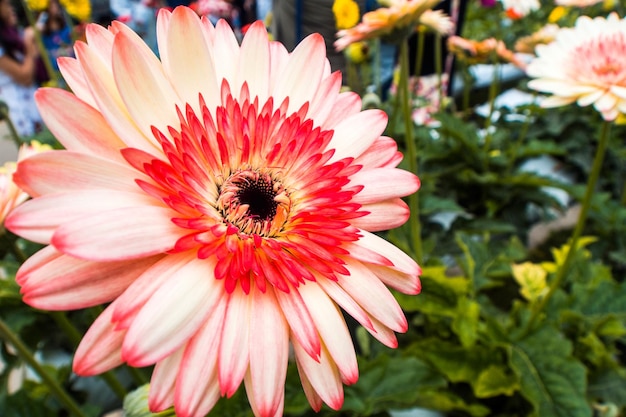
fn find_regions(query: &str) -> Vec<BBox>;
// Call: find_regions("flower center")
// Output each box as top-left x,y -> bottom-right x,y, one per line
217,169 -> 290,237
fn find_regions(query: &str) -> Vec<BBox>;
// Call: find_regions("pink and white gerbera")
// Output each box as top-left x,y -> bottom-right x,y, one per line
526,12 -> 626,121
5,6 -> 421,417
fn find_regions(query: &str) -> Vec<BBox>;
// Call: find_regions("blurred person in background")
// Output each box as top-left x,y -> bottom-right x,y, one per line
0,0 -> 44,137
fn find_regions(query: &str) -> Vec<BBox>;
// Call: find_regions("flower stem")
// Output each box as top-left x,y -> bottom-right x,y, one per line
0,318 -> 89,417
50,311 -> 128,399
399,40 -> 423,264
523,121 -> 611,335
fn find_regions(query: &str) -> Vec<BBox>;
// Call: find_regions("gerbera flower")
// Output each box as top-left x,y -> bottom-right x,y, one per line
526,13 -> 626,121
447,36 -> 526,68
417,9 -> 455,36
5,6 -> 421,417
334,0 -> 441,51
0,141 -> 51,225
333,0 -> 361,30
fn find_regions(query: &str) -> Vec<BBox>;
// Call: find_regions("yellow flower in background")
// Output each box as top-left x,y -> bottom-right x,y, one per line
27,0 -> 91,21
345,41 -> 369,64
548,6 -> 566,23
333,0 -> 360,30
511,262 -> 548,302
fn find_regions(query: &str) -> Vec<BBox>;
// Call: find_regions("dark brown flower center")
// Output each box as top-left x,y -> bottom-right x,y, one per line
235,175 -> 278,221
217,169 -> 290,236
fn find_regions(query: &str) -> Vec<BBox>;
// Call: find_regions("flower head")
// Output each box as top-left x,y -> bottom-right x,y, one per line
447,35 -> 526,68
0,141 -> 51,225
6,7 -> 421,417
333,0 -> 361,30
526,12 -> 626,121
417,9 -> 455,36
335,0 -> 441,51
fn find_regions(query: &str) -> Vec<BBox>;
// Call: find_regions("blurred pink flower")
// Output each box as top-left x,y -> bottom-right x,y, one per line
0,142 -> 51,225
5,6 -> 421,417
526,12 -> 626,121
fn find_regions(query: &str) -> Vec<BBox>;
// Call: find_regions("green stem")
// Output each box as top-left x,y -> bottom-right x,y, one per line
523,121 -> 611,335
0,104 -> 23,148
0,318 -> 88,417
434,33 -> 443,113
19,0 -> 59,87
49,310 -> 128,399
399,40 -> 423,264
482,61 -> 500,152
413,30 -> 425,82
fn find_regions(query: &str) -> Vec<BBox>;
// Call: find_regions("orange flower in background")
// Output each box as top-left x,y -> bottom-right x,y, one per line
335,0 -> 441,51
0,142 -> 51,225
526,12 -> 626,121
5,7 -> 421,417
447,35 -> 526,68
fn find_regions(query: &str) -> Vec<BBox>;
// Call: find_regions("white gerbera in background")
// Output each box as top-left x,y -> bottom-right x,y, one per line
526,12 -> 626,121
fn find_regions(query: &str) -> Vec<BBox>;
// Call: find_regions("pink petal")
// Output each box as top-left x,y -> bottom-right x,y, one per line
351,168 -> 420,203
323,91 -> 362,129
122,257 -> 222,367
339,260 -> 408,333
352,199 -> 410,232
307,71 -> 342,126
12,151 -> 142,197
246,286 -> 289,417
149,347 -> 185,412
57,57 -> 97,108
51,205 -> 185,261
34,88 -> 125,162
316,278 -> 374,332
112,29 -> 183,144
113,253 -> 195,328
274,286 -> 321,360
21,252 -> 161,310
175,295 -> 226,417
354,231 -> 420,277
236,21 -> 271,103
73,302 -> 126,375
293,338 -> 344,410
7,189 -> 157,244
273,33 -> 326,115
353,136 -> 402,169
218,286 -> 251,397
73,41 -> 158,153
211,20 -> 240,93
160,6 -> 220,115
298,282 -> 358,384
329,110 -> 387,162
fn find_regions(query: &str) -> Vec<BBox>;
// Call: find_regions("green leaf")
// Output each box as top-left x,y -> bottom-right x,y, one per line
474,365 -> 520,398
394,266 -> 469,316
343,354 -> 446,415
408,339 -> 501,385
124,385 -> 177,417
570,280 -> 626,320
451,298 -> 480,347
508,325 -> 592,417
588,368 -> 626,407
410,389 -> 491,417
